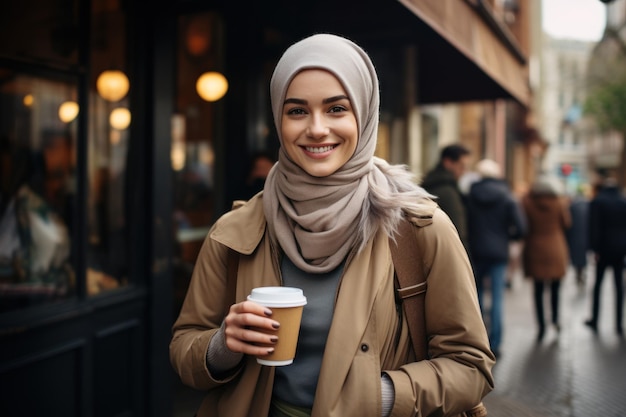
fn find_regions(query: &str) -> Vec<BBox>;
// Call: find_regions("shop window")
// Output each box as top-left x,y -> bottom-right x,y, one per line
0,0 -> 133,309
86,0 -> 130,296
0,72 -> 77,313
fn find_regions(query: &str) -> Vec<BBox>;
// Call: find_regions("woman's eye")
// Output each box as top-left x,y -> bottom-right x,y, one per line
328,105 -> 347,113
286,107 -> 306,115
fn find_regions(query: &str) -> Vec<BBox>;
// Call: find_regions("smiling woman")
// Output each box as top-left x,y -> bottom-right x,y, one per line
281,69 -> 358,178
170,33 -> 495,417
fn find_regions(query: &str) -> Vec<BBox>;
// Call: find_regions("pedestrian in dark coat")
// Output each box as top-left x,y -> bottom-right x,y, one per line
521,176 -> 571,341
565,190 -> 590,286
584,176 -> 626,335
467,159 -> 527,357
421,144 -> 471,249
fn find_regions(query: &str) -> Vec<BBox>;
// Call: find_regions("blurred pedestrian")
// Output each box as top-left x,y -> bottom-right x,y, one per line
584,173 -> 626,336
566,185 -> 590,287
421,144 -> 471,249
467,159 -> 527,357
521,175 -> 571,342
241,151 -> 276,200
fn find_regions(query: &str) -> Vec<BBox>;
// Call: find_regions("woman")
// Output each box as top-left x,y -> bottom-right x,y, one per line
521,176 -> 571,342
170,33 -> 494,417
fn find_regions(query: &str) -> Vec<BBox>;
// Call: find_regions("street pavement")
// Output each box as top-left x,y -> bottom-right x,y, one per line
483,265 -> 626,417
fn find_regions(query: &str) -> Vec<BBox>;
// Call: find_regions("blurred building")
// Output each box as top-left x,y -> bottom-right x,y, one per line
539,35 -> 597,194
586,0 -> 626,187
0,1 -> 532,415
418,0 -> 541,197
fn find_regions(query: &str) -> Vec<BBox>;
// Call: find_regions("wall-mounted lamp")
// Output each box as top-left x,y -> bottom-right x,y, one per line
59,101 -> 79,123
196,71 -> 228,102
97,70 -> 130,102
23,94 -> 34,107
109,107 -> 131,130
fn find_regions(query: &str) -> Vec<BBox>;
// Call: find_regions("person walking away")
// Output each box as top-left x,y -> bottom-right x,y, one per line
584,174 -> 626,336
169,33 -> 494,417
421,144 -> 471,249
467,159 -> 526,357
521,175 -> 571,342
566,186 -> 590,287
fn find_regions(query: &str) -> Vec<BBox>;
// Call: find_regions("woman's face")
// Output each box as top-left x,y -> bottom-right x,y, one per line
281,69 -> 358,177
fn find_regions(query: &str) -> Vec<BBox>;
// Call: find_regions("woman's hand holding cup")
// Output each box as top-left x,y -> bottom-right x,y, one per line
222,300 -> 280,357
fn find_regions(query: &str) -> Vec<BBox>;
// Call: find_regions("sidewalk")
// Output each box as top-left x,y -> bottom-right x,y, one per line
483,266 -> 626,417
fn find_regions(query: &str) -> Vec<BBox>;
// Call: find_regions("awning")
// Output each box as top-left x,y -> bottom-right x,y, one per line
398,0 -> 530,106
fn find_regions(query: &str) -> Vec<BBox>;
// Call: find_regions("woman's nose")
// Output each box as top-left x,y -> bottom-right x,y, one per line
306,114 -> 330,138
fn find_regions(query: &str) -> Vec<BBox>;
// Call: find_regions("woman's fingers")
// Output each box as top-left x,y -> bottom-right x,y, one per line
223,301 -> 280,355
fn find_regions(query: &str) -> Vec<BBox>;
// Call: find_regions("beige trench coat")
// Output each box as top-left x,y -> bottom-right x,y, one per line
170,194 -> 494,417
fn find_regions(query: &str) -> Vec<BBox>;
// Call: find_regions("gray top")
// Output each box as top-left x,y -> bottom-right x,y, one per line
273,256 -> 343,407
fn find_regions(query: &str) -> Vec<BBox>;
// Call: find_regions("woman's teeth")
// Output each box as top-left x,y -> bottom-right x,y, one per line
306,145 -> 335,153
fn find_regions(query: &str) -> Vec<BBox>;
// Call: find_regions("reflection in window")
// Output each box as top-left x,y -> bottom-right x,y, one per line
0,73 -> 76,313
86,0 -> 130,297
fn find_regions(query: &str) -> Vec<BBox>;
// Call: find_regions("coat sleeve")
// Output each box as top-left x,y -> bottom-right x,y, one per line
588,199 -> 600,253
169,223 -> 243,390
560,197 -> 572,230
386,208 -> 495,417
508,197 -> 527,240
431,186 -> 467,244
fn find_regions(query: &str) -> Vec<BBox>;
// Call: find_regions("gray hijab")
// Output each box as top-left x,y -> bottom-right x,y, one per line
263,33 -> 424,273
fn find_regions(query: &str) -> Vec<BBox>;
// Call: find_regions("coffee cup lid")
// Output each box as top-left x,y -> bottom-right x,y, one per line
247,287 -> 307,307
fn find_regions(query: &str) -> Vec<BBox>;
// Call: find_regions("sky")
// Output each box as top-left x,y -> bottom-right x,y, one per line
542,0 -> 607,41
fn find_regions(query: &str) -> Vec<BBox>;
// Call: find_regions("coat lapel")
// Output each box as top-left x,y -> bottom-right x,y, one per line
313,231 -> 391,413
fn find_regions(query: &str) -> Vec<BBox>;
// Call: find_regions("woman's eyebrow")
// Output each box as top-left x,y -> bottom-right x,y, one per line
283,95 -> 349,106
323,95 -> 349,104
284,98 -> 306,105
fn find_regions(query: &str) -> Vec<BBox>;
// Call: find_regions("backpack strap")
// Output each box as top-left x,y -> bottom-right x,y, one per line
390,216 -> 489,417
389,216 -> 428,361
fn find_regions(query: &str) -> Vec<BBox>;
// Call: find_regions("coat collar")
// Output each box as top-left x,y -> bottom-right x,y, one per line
315,229 -> 390,408
210,193 -> 267,254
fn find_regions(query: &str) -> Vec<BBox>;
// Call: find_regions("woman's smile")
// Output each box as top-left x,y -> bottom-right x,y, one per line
302,144 -> 339,157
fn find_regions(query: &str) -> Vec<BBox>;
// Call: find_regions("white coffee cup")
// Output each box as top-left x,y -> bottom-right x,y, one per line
247,287 -> 307,366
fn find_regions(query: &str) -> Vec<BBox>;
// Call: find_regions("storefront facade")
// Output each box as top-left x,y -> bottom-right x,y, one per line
0,1 -> 528,415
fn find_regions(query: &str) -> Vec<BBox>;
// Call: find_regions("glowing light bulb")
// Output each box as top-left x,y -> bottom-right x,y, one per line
109,107 -> 131,130
196,71 -> 228,102
97,70 -> 130,102
59,101 -> 79,123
